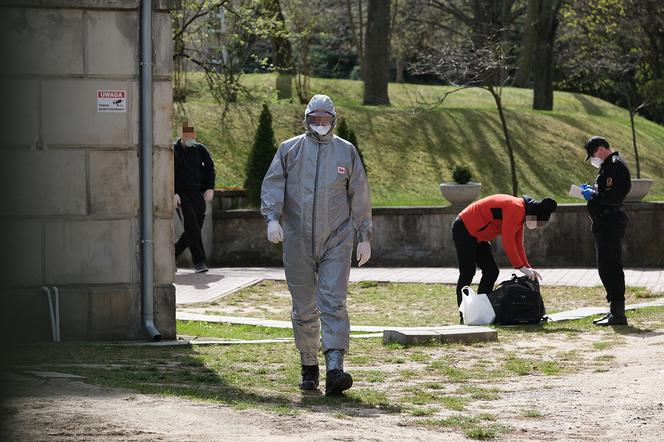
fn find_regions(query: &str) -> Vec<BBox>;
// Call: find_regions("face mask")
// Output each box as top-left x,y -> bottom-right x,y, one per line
525,219 -> 538,230
311,125 -> 331,136
590,157 -> 603,168
183,139 -> 196,148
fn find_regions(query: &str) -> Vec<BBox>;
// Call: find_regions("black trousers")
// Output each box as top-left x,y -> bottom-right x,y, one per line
452,217 -> 499,306
593,212 -> 628,304
175,191 -> 206,265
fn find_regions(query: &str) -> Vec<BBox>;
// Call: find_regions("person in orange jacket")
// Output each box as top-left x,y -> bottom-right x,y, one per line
452,194 -> 557,322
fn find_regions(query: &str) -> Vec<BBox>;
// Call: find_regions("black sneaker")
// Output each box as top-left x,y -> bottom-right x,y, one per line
325,369 -> 353,396
194,262 -> 209,273
299,365 -> 319,391
594,313 -> 628,326
592,313 -> 610,324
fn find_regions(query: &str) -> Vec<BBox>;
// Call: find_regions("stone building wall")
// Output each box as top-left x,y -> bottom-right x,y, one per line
0,0 -> 176,341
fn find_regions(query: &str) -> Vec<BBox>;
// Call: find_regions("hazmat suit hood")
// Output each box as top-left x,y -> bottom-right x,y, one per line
304,94 -> 337,143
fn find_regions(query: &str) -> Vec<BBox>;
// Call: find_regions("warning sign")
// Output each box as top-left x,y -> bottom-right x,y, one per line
97,90 -> 127,113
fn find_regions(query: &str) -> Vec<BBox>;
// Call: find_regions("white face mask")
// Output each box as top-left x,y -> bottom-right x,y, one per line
183,139 -> 196,148
311,125 -> 331,136
525,219 -> 538,230
590,157 -> 603,168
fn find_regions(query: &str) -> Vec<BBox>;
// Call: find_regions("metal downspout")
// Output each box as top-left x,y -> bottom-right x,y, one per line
140,0 -> 161,341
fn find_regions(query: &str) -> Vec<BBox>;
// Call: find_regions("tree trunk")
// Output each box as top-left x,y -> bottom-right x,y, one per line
395,55 -> 405,83
629,110 -> 641,178
532,0 -> 561,111
363,0 -> 391,105
489,87 -> 519,196
513,0 -> 537,87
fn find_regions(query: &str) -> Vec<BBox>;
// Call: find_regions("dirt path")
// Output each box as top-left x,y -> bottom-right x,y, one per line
488,330 -> 664,441
3,331 -> 664,441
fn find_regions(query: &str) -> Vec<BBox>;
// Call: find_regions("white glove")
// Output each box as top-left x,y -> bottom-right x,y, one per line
203,189 -> 214,203
357,241 -> 371,267
174,194 -> 181,208
267,220 -> 283,243
519,266 -> 542,281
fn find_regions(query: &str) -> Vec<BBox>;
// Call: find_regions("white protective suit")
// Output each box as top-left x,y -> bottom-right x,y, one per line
260,95 -> 372,366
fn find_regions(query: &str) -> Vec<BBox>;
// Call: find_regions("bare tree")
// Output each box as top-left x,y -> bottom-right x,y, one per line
263,0 -> 295,100
281,0 -> 318,103
414,39 -> 520,195
171,0 -> 280,106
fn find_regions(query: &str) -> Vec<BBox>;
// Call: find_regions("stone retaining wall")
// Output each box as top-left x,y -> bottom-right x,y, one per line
211,202 -> 664,268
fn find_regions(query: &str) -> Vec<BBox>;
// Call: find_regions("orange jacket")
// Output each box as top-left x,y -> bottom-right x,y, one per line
459,194 -> 530,269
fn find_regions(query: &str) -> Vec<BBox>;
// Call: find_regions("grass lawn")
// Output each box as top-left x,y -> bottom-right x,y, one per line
177,73 -> 664,206
12,305 -> 664,440
188,280 -> 659,327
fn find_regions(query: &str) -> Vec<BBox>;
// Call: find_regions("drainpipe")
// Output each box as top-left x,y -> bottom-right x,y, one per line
140,0 -> 161,341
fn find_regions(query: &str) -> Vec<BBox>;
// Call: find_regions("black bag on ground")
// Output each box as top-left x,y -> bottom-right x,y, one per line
488,274 -> 546,325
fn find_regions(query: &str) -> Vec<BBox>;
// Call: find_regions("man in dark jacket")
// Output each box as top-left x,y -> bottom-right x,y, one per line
581,136 -> 631,326
174,121 -> 215,273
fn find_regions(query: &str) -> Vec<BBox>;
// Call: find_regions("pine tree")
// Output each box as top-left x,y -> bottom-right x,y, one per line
336,118 -> 368,175
244,104 -> 277,207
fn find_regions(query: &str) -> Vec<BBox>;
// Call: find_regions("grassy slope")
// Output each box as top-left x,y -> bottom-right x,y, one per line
179,73 -> 664,206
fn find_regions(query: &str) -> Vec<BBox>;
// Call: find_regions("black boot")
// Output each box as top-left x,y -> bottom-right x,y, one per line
299,365 -> 319,391
595,302 -> 627,326
459,311 -> 464,325
325,369 -> 353,396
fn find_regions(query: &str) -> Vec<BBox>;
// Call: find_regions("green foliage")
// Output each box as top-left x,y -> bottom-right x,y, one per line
336,117 -> 368,175
451,164 -> 472,184
185,74 -> 664,205
244,104 -> 277,206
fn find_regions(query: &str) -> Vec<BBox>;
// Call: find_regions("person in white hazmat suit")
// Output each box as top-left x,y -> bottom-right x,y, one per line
260,94 -> 372,396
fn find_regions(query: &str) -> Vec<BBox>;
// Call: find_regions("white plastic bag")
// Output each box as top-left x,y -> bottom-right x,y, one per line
458,286 -> 496,325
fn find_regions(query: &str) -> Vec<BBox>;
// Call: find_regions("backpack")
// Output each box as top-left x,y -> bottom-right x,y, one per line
488,274 -> 546,325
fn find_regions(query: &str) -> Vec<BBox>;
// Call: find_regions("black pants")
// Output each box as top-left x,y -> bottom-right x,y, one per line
593,212 -> 628,304
452,217 -> 499,306
175,191 -> 206,265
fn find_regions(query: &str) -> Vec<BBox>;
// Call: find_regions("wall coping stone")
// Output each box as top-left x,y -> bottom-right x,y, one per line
215,202 -> 664,218
1,0 -> 177,11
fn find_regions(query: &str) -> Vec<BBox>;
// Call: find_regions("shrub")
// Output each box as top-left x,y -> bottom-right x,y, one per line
451,164 -> 472,184
244,104 -> 277,207
337,117 -> 368,175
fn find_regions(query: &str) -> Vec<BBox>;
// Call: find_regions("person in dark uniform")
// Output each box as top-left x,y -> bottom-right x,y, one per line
174,122 -> 216,273
581,136 -> 631,326
452,194 -> 557,323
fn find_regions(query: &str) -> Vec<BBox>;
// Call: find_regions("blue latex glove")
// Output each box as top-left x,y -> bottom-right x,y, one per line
580,183 -> 592,191
582,187 -> 595,201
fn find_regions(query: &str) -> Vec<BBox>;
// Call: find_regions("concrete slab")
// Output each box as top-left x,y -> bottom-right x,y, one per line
5,8 -> 84,75
546,307 -> 609,322
176,312 -> 387,332
115,340 -> 192,347
0,150 -> 87,216
383,329 -> 442,345
383,326 -> 498,346
42,79 -> 133,146
27,371 -> 85,380
85,10 -> 138,76
2,78 -> 39,146
44,219 -> 134,285
175,277 -> 262,305
89,150 -> 139,216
